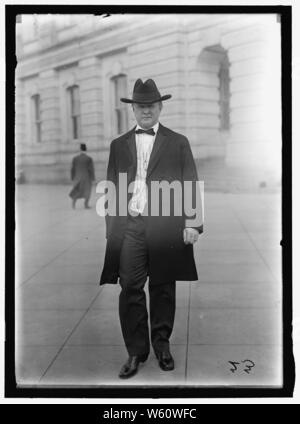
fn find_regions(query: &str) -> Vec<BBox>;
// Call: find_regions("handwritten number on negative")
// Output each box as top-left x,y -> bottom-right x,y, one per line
241,359 -> 255,374
228,359 -> 255,374
228,361 -> 240,373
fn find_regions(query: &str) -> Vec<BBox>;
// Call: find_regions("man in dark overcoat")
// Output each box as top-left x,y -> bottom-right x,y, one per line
100,79 -> 203,379
69,143 -> 95,209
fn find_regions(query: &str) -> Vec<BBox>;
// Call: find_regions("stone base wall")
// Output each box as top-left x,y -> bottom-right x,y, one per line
16,159 -> 108,185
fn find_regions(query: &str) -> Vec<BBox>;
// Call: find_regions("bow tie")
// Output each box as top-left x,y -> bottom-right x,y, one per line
135,128 -> 155,136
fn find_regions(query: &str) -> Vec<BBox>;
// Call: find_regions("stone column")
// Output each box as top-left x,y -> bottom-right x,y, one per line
127,20 -> 184,133
78,57 -> 103,149
15,78 -> 26,147
39,69 -> 61,144
15,78 -> 26,179
222,19 -> 281,177
78,56 -> 104,180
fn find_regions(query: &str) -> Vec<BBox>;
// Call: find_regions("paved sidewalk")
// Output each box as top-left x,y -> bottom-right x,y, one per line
15,184 -> 282,387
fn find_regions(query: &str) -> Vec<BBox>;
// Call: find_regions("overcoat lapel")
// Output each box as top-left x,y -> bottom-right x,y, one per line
126,129 -> 137,170
147,125 -> 168,178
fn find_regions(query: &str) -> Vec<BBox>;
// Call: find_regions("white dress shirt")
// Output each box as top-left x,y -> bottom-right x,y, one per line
129,122 -> 159,214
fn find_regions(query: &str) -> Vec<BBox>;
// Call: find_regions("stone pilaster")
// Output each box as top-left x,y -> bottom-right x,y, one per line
222,20 -> 281,173
127,25 -> 184,133
15,79 -> 26,148
78,57 -> 103,149
39,69 -> 61,144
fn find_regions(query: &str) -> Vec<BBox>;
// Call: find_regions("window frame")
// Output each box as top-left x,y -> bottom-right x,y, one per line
218,56 -> 230,131
111,74 -> 128,135
67,84 -> 81,140
31,93 -> 42,143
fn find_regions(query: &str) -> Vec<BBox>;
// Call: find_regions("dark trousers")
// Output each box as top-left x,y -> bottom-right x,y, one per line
119,215 -> 176,357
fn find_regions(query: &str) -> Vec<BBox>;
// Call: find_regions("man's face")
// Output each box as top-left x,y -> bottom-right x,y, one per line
132,102 -> 162,129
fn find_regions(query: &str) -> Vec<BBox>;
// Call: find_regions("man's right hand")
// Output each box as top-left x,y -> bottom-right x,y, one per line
183,228 -> 199,244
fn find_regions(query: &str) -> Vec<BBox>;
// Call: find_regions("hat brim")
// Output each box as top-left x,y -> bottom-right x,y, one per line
120,94 -> 172,104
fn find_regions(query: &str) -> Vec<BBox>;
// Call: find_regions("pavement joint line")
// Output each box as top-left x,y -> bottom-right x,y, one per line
184,282 -> 192,382
189,306 -> 281,310
18,342 -> 283,347
17,197 -> 102,242
194,281 -> 280,285
16,308 -> 100,311
17,283 -> 101,289
89,305 -> 281,310
38,284 -> 106,383
183,343 -> 283,346
18,282 -> 102,290
17,211 -> 88,243
229,206 -> 282,285
23,384 -> 283,389
19,223 -> 103,287
60,343 -> 187,347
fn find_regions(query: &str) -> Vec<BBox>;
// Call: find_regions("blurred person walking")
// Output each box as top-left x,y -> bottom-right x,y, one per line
69,143 -> 95,209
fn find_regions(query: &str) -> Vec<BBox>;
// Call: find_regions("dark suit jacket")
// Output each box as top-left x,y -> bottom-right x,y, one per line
100,123 -> 203,285
69,153 -> 95,200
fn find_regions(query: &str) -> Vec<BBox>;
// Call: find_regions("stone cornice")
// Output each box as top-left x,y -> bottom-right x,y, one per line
16,17 -> 182,79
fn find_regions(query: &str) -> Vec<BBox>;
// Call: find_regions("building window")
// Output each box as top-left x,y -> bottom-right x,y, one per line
112,74 -> 128,134
67,85 -> 81,140
31,94 -> 42,143
219,56 -> 230,131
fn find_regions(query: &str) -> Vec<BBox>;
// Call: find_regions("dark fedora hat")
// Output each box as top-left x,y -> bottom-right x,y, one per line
80,143 -> 87,151
120,78 -> 172,104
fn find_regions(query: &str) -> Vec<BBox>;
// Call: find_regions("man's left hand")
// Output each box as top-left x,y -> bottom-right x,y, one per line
183,228 -> 199,244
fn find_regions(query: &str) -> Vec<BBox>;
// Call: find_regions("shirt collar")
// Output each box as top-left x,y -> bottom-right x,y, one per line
135,122 -> 159,134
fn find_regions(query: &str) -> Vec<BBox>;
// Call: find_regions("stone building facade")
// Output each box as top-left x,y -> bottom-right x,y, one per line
15,14 -> 281,188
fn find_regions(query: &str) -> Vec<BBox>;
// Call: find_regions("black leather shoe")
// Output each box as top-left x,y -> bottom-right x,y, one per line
118,355 -> 148,379
156,351 -> 175,371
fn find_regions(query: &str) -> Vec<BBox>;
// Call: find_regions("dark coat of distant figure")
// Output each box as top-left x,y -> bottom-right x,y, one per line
69,150 -> 95,207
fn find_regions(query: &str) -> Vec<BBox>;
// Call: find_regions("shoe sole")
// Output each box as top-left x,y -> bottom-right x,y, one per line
118,356 -> 148,379
158,363 -> 175,371
118,368 -> 138,379
155,353 -> 175,371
